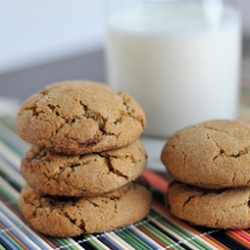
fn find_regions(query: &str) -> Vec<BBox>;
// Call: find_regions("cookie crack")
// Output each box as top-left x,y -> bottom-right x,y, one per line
79,101 -> 122,139
232,171 -> 237,184
206,133 -> 225,161
170,144 -> 187,169
43,159 -> 93,185
182,188 -> 227,211
24,104 -> 44,117
54,117 -> 80,136
110,196 -> 119,212
120,93 -> 145,127
202,125 -> 231,136
43,101 -> 105,137
138,146 -> 148,159
64,211 -> 86,232
101,130 -> 120,139
98,154 -> 130,179
40,88 -> 51,97
86,199 -> 100,207
107,159 -> 129,179
43,107 -> 77,136
23,196 -> 40,209
79,101 -> 106,133
206,133 -> 250,160
42,164 -> 66,181
182,194 -> 199,211
47,104 -> 61,116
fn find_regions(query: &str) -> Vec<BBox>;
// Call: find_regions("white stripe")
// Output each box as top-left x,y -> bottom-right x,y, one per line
129,225 -> 165,250
105,231 -> 135,250
0,157 -> 25,188
54,238 -> 86,250
0,175 -> 20,200
64,238 -> 86,250
0,121 -> 30,154
0,140 -> 21,170
148,215 -> 201,250
89,234 -> 111,250
152,206 -> 219,250
0,203 -> 52,250
0,97 -> 19,116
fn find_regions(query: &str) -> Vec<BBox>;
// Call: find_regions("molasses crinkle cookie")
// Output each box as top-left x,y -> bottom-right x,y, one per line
18,177 -> 152,237
21,139 -> 147,196
161,119 -> 250,189
16,81 -> 146,154
166,181 -> 250,229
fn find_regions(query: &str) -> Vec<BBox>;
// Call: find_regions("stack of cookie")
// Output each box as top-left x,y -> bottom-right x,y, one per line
16,81 -> 152,237
161,120 -> 250,230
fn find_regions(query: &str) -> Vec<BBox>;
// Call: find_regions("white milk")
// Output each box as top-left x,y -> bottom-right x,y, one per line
106,1 -> 241,137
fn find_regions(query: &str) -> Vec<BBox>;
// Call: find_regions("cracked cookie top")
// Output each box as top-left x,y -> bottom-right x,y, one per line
18,177 -> 152,237
166,181 -> 250,229
21,139 -> 147,196
161,119 -> 250,189
16,81 -> 146,154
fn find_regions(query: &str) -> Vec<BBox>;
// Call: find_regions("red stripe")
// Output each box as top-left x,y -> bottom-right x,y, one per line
142,170 -> 169,193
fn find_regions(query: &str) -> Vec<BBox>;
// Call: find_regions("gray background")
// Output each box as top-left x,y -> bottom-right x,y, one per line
1,38 -> 250,102
0,49 -> 105,101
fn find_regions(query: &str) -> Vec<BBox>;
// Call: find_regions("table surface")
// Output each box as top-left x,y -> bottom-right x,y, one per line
1,90 -> 250,249
1,56 -> 250,249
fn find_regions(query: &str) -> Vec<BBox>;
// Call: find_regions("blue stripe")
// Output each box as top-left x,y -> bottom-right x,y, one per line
99,234 -> 124,250
0,216 -> 37,250
0,206 -> 48,250
0,163 -> 22,193
0,120 -> 28,156
0,232 -> 19,250
0,156 -> 21,176
128,225 -> 160,250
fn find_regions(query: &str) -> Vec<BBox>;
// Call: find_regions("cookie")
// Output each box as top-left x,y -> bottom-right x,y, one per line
18,177 -> 152,237
16,81 -> 146,154
21,139 -> 147,196
166,181 -> 250,229
161,119 -> 250,189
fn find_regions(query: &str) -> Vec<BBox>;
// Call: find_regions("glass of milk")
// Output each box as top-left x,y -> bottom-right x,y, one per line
105,0 -> 242,138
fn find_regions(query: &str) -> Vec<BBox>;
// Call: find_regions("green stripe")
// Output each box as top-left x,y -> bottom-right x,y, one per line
124,228 -> 153,250
0,119 -> 29,157
128,227 -> 153,250
0,187 -> 18,205
0,133 -> 24,157
116,229 -> 152,250
156,217 -> 205,249
84,236 -> 104,250
151,208 -> 210,250
116,229 -> 143,249
0,115 -> 17,133
142,222 -> 184,250
0,225 -> 24,250
54,238 -> 75,250
63,238 -> 80,250
0,244 -> 6,250
0,164 -> 23,191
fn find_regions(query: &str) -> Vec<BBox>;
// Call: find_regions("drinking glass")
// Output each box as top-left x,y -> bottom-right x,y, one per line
105,0 -> 242,138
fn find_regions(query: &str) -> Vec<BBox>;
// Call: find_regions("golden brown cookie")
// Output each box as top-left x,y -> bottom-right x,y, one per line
19,177 -> 152,237
21,139 -> 147,196
161,119 -> 250,189
16,81 -> 146,154
166,181 -> 250,229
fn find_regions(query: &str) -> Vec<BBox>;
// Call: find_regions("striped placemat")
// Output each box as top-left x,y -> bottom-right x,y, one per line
1,109 -> 250,249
